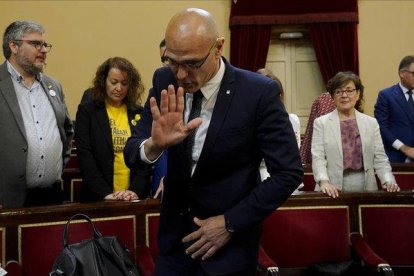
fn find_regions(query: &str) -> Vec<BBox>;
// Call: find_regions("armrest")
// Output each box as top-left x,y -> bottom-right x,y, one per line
136,245 -> 156,276
258,245 -> 279,276
350,233 -> 394,276
5,260 -> 23,276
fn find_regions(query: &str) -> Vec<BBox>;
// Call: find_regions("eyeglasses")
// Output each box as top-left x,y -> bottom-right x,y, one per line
161,40 -> 217,71
334,88 -> 357,97
14,39 -> 52,52
403,70 -> 414,77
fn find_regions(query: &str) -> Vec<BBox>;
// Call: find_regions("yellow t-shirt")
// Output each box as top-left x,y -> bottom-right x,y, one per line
106,102 -> 131,191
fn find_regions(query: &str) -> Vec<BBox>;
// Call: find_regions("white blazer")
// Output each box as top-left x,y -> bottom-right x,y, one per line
311,109 -> 395,191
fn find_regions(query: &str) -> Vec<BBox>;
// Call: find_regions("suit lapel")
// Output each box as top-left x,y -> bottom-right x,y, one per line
95,103 -> 113,148
355,111 -> 368,169
40,80 -> 64,126
328,110 -> 343,160
394,86 -> 414,123
0,62 -> 27,139
193,63 -> 236,175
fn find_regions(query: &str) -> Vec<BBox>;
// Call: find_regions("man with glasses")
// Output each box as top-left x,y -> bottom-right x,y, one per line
0,20 -> 73,208
375,55 -> 414,163
124,8 -> 302,275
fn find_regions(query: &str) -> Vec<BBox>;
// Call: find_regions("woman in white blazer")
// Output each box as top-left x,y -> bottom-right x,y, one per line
311,72 -> 399,198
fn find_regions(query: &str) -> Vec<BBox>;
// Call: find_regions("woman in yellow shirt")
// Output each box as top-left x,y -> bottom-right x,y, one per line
76,57 -> 152,201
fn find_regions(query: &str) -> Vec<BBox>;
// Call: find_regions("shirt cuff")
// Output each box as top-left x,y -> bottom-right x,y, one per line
392,139 -> 404,150
139,139 -> 162,164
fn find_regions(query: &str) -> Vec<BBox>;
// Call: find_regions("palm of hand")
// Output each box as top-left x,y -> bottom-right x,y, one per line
152,111 -> 187,148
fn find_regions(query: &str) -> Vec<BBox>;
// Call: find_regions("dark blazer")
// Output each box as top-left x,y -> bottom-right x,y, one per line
0,61 -> 73,208
374,83 -> 414,162
75,89 -> 152,201
124,60 -> 303,275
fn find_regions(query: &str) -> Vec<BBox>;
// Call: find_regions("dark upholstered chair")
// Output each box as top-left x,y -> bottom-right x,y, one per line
17,215 -> 136,276
136,213 -> 159,276
351,205 -> 414,276
258,206 -> 353,275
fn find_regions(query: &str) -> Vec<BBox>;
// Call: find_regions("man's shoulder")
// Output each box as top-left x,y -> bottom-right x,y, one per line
379,83 -> 399,95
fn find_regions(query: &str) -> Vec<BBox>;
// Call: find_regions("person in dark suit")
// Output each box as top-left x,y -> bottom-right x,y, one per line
0,20 -> 73,208
124,8 -> 303,275
75,57 -> 152,201
375,55 -> 414,163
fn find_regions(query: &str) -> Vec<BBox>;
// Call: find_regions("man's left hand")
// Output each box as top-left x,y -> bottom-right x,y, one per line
182,215 -> 232,261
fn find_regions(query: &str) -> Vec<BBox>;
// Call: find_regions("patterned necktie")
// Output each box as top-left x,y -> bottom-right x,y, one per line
408,90 -> 414,115
185,90 -> 203,161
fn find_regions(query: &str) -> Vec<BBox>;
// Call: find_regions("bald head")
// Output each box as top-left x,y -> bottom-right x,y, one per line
165,8 -> 219,51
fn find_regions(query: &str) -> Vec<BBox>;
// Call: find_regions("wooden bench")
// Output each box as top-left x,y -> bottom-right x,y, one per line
136,213 -> 159,276
302,163 -> 414,192
1,193 -> 413,275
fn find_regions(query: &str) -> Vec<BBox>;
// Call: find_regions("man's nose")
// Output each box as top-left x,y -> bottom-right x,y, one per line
176,65 -> 188,80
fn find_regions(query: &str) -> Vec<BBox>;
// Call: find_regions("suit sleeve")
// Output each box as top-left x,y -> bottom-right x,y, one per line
224,80 -> 303,232
124,69 -> 168,168
75,104 -> 112,199
374,91 -> 398,147
311,117 -> 329,183
371,119 -> 396,184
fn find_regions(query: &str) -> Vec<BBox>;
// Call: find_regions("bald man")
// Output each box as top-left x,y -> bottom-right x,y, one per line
124,8 -> 302,275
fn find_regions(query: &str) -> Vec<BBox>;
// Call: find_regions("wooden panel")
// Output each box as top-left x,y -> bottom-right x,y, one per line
0,227 -> 4,268
70,178 -> 83,202
145,213 -> 160,260
18,215 -> 135,276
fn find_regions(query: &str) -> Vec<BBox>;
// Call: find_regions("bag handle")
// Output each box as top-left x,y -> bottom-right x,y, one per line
63,213 -> 102,248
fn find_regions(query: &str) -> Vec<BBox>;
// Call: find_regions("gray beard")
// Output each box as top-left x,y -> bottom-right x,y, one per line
17,55 -> 43,76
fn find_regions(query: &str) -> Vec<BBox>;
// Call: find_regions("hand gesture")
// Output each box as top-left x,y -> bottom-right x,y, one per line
144,85 -> 202,159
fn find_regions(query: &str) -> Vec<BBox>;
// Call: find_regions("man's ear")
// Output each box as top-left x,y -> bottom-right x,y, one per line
9,41 -> 19,55
215,37 -> 225,57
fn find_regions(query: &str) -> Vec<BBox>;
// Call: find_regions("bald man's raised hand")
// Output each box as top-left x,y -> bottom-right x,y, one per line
144,85 -> 202,159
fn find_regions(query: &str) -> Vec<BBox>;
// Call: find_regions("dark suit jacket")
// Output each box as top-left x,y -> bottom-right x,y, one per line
374,83 -> 414,162
124,60 -> 303,274
0,61 -> 73,208
75,89 -> 152,201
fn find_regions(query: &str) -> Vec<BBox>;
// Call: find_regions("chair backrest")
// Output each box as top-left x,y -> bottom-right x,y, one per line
18,215 -> 136,276
0,227 -> 5,268
393,173 -> 414,190
261,206 -> 350,268
145,213 -> 160,260
358,204 -> 414,265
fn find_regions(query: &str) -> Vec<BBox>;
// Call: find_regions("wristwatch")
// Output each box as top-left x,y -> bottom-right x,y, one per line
225,218 -> 235,233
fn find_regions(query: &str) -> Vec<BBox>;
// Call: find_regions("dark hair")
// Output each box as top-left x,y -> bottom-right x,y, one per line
159,38 -> 166,49
3,20 -> 44,59
256,68 -> 285,101
398,55 -> 414,71
91,57 -> 144,106
326,71 -> 364,112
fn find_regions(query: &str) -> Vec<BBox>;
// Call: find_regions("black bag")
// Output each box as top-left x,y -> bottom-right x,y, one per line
50,213 -> 140,276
